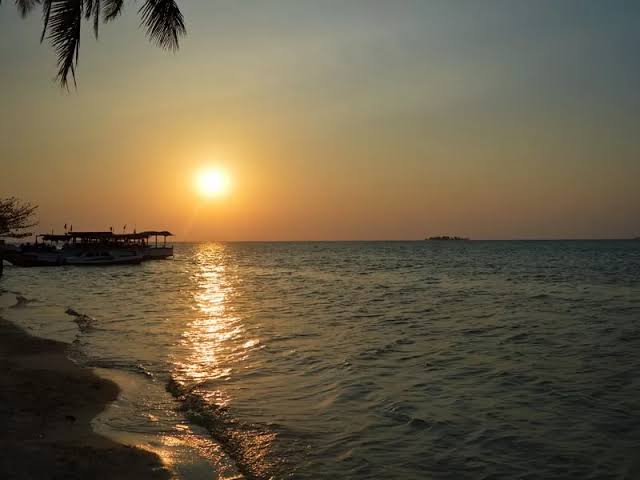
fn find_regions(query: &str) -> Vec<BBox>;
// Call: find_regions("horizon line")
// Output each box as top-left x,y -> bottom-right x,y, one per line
173,237 -> 639,243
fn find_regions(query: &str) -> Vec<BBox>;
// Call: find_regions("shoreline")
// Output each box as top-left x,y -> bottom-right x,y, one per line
0,316 -> 172,480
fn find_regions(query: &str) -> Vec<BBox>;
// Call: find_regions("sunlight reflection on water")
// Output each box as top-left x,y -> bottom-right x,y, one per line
169,244 -> 276,479
175,244 -> 242,385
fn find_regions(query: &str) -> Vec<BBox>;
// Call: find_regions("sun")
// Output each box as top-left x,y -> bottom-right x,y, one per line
195,168 -> 231,198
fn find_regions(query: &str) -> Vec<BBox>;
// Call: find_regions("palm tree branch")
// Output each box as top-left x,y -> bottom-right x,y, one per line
7,0 -> 186,87
40,0 -> 52,42
46,0 -> 83,88
84,0 -> 100,37
139,0 -> 185,51
13,0 -> 41,17
102,0 -> 122,21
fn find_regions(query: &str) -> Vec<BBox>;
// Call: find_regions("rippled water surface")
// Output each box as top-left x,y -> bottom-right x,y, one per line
2,241 -> 640,479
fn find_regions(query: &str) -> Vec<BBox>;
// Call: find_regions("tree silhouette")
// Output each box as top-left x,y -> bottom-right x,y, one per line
0,197 -> 38,239
2,0 -> 185,88
0,197 -> 38,276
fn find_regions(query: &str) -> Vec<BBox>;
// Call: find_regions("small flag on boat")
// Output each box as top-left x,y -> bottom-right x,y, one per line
64,223 -> 67,231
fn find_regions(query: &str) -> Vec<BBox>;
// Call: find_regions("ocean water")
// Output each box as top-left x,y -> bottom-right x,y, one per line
1,241 -> 640,479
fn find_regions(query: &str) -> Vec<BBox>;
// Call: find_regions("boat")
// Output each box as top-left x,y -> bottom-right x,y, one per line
50,231 -> 174,260
64,249 -> 143,266
40,231 -> 144,266
3,229 -> 173,267
119,231 -> 174,259
1,244 -> 64,267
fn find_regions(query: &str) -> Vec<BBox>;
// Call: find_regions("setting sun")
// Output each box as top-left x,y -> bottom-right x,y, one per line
195,168 -> 231,198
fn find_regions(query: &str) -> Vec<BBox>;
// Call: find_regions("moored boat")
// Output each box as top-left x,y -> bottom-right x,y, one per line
1,244 -> 64,267
3,229 -> 174,267
64,249 -> 143,266
118,231 -> 174,259
141,231 -> 174,259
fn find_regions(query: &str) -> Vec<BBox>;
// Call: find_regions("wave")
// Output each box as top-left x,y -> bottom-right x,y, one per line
65,307 -> 95,333
82,358 -> 156,381
166,376 -> 283,480
530,293 -> 550,299
10,295 -> 35,308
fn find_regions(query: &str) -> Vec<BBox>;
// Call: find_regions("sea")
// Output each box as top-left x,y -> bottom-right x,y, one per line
1,241 -> 639,480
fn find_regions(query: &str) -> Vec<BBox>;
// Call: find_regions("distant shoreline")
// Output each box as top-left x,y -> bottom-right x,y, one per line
425,236 -> 470,241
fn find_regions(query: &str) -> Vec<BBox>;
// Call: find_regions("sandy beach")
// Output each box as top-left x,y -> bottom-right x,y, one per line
0,317 -> 171,480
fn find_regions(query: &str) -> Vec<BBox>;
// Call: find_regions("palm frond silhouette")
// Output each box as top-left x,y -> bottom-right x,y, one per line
2,0 -> 185,88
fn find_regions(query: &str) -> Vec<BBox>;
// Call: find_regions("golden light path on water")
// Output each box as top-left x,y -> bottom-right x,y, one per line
176,244 -> 240,391
169,243 -> 278,479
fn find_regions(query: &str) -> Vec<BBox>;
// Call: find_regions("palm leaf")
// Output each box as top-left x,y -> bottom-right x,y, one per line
102,0 -> 122,21
83,0 -> 100,37
139,0 -> 185,51
14,0 -> 41,17
40,0 -> 52,42
7,0 -> 186,87
46,0 -> 83,88
93,0 -> 100,36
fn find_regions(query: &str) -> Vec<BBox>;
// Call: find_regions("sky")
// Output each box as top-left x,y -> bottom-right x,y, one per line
1,0 -> 639,240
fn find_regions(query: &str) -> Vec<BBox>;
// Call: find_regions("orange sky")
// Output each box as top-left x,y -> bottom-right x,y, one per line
1,1 -> 639,240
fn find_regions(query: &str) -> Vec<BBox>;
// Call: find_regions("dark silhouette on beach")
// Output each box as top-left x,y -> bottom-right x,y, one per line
0,318 -> 170,479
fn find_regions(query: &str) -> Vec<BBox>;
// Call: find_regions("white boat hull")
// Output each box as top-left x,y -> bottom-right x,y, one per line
143,246 -> 173,260
64,249 -> 143,266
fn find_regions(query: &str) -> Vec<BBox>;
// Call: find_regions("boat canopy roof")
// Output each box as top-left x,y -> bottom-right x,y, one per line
40,232 -> 112,241
39,230 -> 173,242
133,230 -> 173,238
39,234 -> 74,241
117,231 -> 173,240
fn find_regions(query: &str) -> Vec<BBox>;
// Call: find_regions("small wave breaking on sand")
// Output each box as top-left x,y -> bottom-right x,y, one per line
166,376 -> 282,480
65,307 -> 96,332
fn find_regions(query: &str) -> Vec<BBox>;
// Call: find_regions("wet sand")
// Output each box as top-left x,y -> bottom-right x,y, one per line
0,317 -> 171,480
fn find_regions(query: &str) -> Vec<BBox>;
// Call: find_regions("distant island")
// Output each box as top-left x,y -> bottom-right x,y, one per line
425,236 -> 470,241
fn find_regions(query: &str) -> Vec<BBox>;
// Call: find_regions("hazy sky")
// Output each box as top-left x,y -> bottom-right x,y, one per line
1,0 -> 639,240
